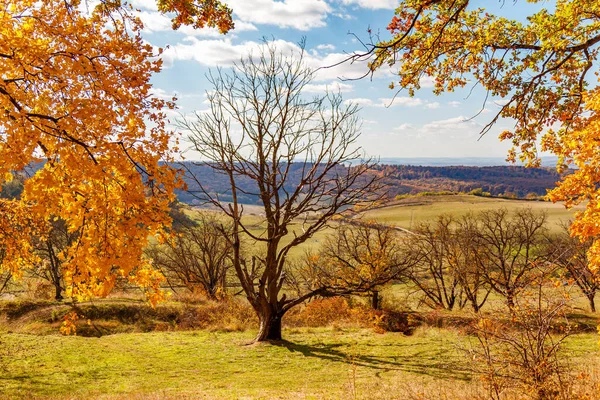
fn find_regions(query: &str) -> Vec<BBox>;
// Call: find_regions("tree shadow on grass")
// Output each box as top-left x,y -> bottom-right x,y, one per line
272,339 -> 471,381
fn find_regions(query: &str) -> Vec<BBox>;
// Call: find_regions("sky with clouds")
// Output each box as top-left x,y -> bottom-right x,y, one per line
131,0 -> 549,160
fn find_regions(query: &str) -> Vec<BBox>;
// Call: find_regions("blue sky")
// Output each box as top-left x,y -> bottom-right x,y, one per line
130,0 -> 551,160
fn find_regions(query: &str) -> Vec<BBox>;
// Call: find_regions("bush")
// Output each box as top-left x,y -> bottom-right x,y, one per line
285,297 -> 370,328
370,309 -> 421,334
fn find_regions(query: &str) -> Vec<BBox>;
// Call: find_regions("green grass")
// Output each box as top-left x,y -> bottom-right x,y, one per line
0,327 -> 598,399
362,194 -> 582,232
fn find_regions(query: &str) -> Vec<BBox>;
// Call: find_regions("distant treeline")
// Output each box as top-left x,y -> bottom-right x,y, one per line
174,162 -> 568,204
374,164 -> 567,198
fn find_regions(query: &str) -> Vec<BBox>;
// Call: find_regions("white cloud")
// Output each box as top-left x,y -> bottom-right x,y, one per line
303,81 -> 354,93
316,44 -> 336,51
448,101 -> 461,107
162,38 -> 374,81
393,123 -> 413,131
426,102 -> 440,109
419,76 -> 436,88
227,0 -> 331,30
339,0 -> 398,10
149,88 -> 180,103
130,0 -> 157,10
162,38 -> 272,67
344,98 -> 373,106
376,97 -> 424,107
421,116 -> 481,136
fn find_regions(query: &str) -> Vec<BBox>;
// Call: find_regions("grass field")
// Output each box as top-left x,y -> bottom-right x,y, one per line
1,327 -> 599,400
361,194 -> 582,232
1,194 -> 597,399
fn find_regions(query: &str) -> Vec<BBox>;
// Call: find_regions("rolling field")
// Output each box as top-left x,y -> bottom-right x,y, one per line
190,194 -> 581,257
361,194 -> 582,232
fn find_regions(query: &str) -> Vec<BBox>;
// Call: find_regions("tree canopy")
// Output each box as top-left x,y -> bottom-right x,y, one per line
0,0 -> 232,303
364,0 -> 600,269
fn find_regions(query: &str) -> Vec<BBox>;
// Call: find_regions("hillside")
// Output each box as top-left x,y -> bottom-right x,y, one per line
373,164 -> 565,198
360,194 -> 581,232
175,162 -> 567,204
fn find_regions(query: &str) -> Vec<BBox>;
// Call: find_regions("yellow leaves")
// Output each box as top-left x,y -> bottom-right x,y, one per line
60,311 -> 80,336
0,0 -> 191,306
155,0 -> 234,33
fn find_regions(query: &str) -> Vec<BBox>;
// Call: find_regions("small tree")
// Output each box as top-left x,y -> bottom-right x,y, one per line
315,220 -> 410,310
405,215 -> 466,310
443,214 -> 491,312
470,270 -> 572,400
30,218 -> 78,301
474,208 -> 548,311
547,223 -> 599,313
182,42 -> 381,341
147,211 -> 232,300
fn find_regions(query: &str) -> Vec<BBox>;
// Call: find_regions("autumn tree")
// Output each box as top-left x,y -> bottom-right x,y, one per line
182,43 -> 381,342
361,0 -> 600,271
470,274 -> 573,399
0,0 -> 231,303
313,220 -> 411,310
146,211 -> 232,300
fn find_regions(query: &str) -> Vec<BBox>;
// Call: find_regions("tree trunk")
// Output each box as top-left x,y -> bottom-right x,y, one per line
588,293 -> 596,313
255,307 -> 283,342
506,289 -> 515,311
54,283 -> 63,301
371,290 -> 380,310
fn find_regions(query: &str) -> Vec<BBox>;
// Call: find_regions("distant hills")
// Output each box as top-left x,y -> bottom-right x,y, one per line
175,161 -> 567,205
373,164 -> 564,198
376,156 -> 560,167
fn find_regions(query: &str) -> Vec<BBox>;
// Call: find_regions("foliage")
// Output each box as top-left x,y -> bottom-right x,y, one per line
365,0 -> 600,272
0,0 -> 231,303
155,0 -> 233,32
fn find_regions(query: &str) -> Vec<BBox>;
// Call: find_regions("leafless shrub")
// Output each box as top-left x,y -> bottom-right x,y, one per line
468,270 -> 573,400
147,211 -> 232,300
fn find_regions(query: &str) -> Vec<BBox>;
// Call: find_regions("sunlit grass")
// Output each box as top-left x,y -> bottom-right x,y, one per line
0,326 -> 598,400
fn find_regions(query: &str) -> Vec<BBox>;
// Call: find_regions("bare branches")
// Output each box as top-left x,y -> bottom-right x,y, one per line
181,42 -> 382,341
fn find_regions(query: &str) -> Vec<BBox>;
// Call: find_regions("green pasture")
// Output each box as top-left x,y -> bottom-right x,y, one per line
361,195 -> 582,232
1,327 -> 598,399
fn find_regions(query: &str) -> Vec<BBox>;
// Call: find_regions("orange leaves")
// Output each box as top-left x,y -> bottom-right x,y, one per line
369,0 -> 600,277
156,0 -> 234,32
0,0 -> 193,304
0,200 -> 45,277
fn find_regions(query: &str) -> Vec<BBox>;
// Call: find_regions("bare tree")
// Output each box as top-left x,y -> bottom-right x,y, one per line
308,220 -> 411,310
547,222 -> 599,313
474,208 -> 548,311
444,214 -> 491,312
147,211 -> 232,300
181,42 -> 381,341
405,215 -> 466,310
